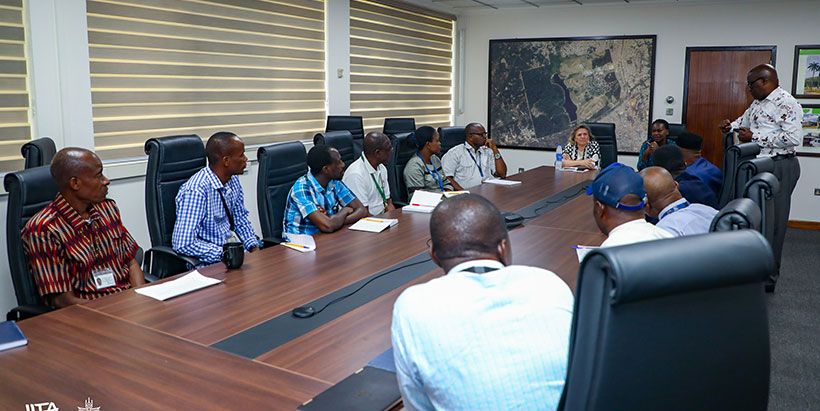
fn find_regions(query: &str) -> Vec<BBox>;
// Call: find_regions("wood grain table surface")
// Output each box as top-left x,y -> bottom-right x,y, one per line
3,166 -> 604,407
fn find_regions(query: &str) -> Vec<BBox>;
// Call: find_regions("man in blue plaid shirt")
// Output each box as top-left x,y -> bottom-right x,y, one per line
283,144 -> 367,236
172,132 -> 259,264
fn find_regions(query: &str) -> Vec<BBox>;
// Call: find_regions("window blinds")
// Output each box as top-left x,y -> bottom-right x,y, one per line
0,0 -> 30,173
349,0 -> 454,133
87,0 -> 325,161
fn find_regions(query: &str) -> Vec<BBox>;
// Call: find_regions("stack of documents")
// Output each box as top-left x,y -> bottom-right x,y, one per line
135,270 -> 223,301
349,217 -> 399,233
484,178 -> 522,186
281,233 -> 316,252
574,245 -> 599,262
559,167 -> 590,173
442,190 -> 470,198
0,320 -> 27,351
403,190 -> 442,213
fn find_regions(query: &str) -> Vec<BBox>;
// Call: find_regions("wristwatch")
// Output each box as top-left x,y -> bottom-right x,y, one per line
494,153 -> 502,160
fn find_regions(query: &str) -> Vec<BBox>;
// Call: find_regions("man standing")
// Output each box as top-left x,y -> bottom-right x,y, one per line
719,64 -> 802,292
342,132 -> 395,215
173,132 -> 259,264
676,131 -> 722,197
640,167 -> 718,237
587,163 -> 673,247
441,123 -> 507,190
22,148 -> 144,307
283,144 -> 367,235
391,194 -> 573,410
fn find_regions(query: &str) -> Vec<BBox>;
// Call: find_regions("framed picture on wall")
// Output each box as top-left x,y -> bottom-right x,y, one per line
792,45 -> 820,99
799,104 -> 820,157
488,35 -> 656,154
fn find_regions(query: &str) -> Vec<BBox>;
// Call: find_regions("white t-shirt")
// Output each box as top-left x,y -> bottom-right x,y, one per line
600,218 -> 674,248
341,154 -> 390,215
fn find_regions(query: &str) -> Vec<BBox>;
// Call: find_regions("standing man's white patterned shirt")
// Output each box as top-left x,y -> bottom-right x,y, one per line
441,143 -> 497,188
730,86 -> 803,157
391,259 -> 574,411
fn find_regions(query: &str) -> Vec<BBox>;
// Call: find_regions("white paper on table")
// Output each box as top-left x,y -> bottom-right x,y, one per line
574,245 -> 599,262
442,190 -> 470,198
402,204 -> 435,213
559,167 -> 590,173
135,270 -> 223,301
281,233 -> 316,252
349,217 -> 399,233
408,190 -> 443,207
484,179 -> 522,186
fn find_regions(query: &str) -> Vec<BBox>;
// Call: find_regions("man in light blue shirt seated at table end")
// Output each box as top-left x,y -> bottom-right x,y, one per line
640,167 -> 718,237
391,194 -> 574,410
283,144 -> 367,236
172,132 -> 259,264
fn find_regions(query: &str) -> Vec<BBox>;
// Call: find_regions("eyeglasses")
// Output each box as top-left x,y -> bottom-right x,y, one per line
469,132 -> 488,137
426,238 -> 433,248
748,77 -> 764,87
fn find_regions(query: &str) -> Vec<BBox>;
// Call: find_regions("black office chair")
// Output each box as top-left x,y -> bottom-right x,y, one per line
586,122 -> 617,169
386,133 -> 417,206
666,123 -> 686,144
710,197 -> 761,232
717,142 -> 759,208
744,172 -> 779,266
383,118 -> 416,137
21,137 -> 57,169
4,166 -> 57,320
326,115 -> 364,158
143,135 -> 204,278
257,141 -> 307,244
313,130 -> 355,170
560,230 -> 773,411
437,126 -> 465,155
735,156 -> 774,200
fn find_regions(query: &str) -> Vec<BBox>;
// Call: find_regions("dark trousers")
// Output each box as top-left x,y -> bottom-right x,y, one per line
769,155 -> 800,285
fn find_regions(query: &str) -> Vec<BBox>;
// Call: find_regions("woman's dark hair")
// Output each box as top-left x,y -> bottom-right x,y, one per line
413,126 -> 437,150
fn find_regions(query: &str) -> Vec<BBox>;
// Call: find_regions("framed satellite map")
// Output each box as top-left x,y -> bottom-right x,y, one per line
488,35 -> 656,153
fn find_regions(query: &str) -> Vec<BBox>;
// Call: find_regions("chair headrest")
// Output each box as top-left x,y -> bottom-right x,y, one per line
739,156 -> 774,175
314,130 -> 353,146
4,165 -> 58,206
144,134 -> 204,159
710,198 -> 761,232
729,142 -> 761,158
581,230 -> 773,305
744,171 -> 780,199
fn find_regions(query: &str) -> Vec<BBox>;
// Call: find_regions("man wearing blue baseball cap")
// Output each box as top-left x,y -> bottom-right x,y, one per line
587,163 -> 673,247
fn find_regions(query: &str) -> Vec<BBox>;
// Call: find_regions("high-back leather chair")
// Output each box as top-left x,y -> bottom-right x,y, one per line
666,123 -> 686,144
743,172 -> 779,260
710,197 -> 761,232
437,126 -> 465,155
735,156 -> 774,200
383,118 -> 415,137
257,141 -> 307,243
144,135 -> 204,278
718,142 -> 759,208
21,137 -> 57,169
4,166 -> 58,320
560,230 -> 773,411
586,122 -> 617,169
313,130 -> 355,170
326,115 -> 364,158
387,133 -> 417,206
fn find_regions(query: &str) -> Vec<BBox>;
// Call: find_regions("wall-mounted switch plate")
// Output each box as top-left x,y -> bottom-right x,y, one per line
814,188 -> 820,196
666,108 -> 673,115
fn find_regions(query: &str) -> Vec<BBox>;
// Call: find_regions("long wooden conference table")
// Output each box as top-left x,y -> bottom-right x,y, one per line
0,166 -> 603,409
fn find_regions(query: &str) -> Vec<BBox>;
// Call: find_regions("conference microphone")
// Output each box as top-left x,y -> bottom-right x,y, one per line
292,306 -> 316,318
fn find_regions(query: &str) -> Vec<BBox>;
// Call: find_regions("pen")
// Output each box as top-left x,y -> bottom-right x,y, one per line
284,242 -> 310,249
362,217 -> 382,222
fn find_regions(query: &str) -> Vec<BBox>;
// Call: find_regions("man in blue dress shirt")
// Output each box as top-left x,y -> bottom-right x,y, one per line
173,132 -> 260,264
640,167 -> 718,237
391,194 -> 574,410
283,144 -> 367,235
653,144 -> 719,209
676,131 -> 722,197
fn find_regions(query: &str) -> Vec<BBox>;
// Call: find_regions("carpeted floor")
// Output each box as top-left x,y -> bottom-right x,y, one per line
767,228 -> 820,410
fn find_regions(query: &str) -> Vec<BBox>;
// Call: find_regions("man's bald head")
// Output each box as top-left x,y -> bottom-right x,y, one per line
640,166 -> 682,218
749,64 -> 779,85
51,147 -> 100,189
748,64 -> 779,100
429,194 -> 509,265
206,131 -> 240,165
363,131 -> 391,155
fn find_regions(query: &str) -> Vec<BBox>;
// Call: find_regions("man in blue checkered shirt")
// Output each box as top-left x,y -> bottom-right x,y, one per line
172,132 -> 259,264
283,144 -> 367,236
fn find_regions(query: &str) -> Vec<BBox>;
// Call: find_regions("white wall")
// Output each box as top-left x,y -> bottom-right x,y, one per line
455,0 -> 819,220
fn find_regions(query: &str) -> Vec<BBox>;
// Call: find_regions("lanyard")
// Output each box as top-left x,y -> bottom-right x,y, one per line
363,154 -> 387,203
218,189 -> 236,232
461,266 -> 499,274
416,153 -> 445,192
79,217 -> 103,266
465,143 -> 483,178
660,200 -> 690,219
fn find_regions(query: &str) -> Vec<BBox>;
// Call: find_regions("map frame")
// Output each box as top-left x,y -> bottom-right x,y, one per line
488,34 -> 657,154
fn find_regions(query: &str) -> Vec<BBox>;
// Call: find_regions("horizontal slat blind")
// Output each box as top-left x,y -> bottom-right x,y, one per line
350,0 -> 453,132
87,0 -> 325,161
0,0 -> 29,173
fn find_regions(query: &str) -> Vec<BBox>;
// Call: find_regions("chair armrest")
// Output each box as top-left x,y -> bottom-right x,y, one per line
262,236 -> 283,248
145,246 -> 201,267
7,304 -> 53,321
393,200 -> 408,208
143,273 -> 160,283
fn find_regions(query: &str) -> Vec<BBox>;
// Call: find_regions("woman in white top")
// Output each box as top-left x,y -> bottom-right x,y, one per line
562,125 -> 600,169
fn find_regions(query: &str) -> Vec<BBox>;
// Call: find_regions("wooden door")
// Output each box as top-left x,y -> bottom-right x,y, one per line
683,47 -> 775,167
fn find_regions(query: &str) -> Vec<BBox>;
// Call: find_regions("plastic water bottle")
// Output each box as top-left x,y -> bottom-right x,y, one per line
555,144 -> 563,169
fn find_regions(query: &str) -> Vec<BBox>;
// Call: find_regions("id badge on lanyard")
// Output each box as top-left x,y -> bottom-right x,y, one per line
92,267 -> 116,290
